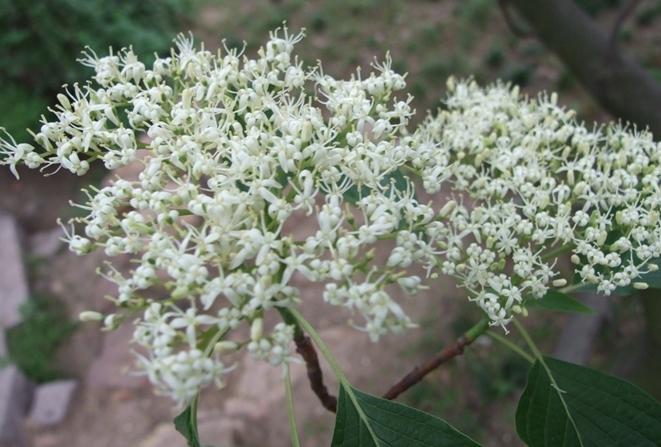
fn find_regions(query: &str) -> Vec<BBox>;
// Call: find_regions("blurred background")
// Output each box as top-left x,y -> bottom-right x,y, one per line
0,1 -> 659,446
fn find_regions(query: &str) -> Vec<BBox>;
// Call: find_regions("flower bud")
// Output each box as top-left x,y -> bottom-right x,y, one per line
57,93 -> 71,110
79,310 -> 103,322
397,276 -> 422,293
439,200 -> 457,218
250,318 -> 263,341
214,341 -> 239,355
552,278 -> 567,288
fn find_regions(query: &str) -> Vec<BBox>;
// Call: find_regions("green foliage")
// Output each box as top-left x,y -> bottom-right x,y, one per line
0,84 -> 49,141
526,290 -> 594,314
575,0 -> 621,15
484,44 -> 505,69
516,357 -> 661,446
573,256 -> 661,296
331,385 -> 480,447
310,13 -> 328,32
6,296 -> 77,383
174,402 -> 201,447
468,351 -> 529,402
0,0 -> 193,136
343,169 -> 410,205
637,2 -> 661,26
502,63 -> 534,87
630,257 -> 661,290
454,0 -> 493,28
649,68 -> 661,83
422,59 -> 453,82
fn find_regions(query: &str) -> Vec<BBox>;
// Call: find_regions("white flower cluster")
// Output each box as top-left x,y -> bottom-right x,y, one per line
1,28 -> 427,403
408,78 -> 660,325
2,30 -> 660,403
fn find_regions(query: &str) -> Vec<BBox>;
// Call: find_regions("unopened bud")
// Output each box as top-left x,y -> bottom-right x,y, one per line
79,311 -> 103,322
566,169 -> 575,186
250,318 -> 263,341
633,282 -> 649,290
57,93 -> 71,110
439,200 -> 457,218
446,76 -> 456,91
214,341 -> 239,355
552,278 -> 567,288
571,254 -> 581,264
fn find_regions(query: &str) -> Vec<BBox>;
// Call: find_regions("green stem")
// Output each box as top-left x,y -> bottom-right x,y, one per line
203,327 -> 230,356
184,327 -> 230,444
188,395 -> 200,441
512,319 -> 545,361
487,330 -> 534,363
284,364 -> 301,447
279,308 -> 348,386
279,307 -> 381,442
465,318 -> 490,341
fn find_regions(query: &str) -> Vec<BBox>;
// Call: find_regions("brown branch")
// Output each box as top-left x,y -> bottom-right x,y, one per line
293,318 -> 488,412
506,0 -> 661,137
293,331 -> 337,413
609,0 -> 642,50
383,318 -> 489,400
497,0 -> 531,38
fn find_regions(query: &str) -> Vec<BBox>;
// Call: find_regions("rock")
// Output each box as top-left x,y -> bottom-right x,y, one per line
0,213 -> 29,329
0,167 -> 91,233
138,417 -> 245,447
0,366 -> 32,447
87,324 -> 148,390
29,432 -> 60,447
197,416 -> 246,446
137,423 -> 183,447
29,228 -> 64,258
28,380 -> 78,428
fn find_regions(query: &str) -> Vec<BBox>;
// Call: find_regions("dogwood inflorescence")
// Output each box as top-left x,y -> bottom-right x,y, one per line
1,29 -> 659,404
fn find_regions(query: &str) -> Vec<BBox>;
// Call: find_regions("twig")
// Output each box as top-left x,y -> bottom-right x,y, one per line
506,0 -> 661,136
497,0 -> 531,38
382,318 -> 489,400
293,331 -> 338,413
609,0 -> 642,51
282,306 -> 488,411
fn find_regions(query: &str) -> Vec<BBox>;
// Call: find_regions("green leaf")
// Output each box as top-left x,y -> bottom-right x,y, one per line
516,357 -> 661,447
526,290 -> 594,314
174,402 -> 201,447
331,385 -> 481,447
343,169 -> 411,204
628,256 -> 661,291
599,257 -> 661,296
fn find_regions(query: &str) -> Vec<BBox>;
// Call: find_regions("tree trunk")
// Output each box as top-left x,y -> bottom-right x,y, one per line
508,0 -> 661,137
